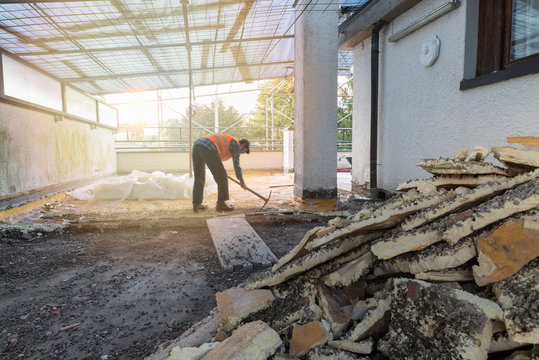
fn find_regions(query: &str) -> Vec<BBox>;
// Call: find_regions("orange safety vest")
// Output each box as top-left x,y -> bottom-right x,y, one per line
203,133 -> 239,161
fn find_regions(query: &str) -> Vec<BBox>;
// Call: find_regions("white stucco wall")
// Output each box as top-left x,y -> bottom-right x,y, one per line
0,102 -> 116,197
117,151 -> 284,174
352,0 -> 539,190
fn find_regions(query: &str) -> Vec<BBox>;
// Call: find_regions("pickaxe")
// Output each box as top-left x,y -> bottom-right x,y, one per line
227,176 -> 272,209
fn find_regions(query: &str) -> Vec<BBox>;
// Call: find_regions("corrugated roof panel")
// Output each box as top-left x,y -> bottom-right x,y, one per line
0,0 -> 366,95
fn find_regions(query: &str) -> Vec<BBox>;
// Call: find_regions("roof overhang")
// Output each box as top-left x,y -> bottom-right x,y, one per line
338,0 -> 422,50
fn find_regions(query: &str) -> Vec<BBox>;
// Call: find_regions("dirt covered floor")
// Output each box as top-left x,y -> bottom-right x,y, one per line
0,173 -> 353,359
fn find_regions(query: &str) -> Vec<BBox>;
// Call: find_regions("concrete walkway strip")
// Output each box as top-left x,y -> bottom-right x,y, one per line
207,216 -> 278,271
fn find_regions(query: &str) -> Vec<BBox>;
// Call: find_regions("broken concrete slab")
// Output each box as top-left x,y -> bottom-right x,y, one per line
493,258 -> 539,344
289,320 -> 332,357
401,169 -> 539,231
396,174 -> 511,192
148,312 -> 224,360
489,332 -> 531,353
322,251 -> 375,288
246,234 -> 380,289
215,287 -> 274,329
317,284 -> 357,338
466,145 -> 490,162
414,265 -> 474,282
271,226 -> 324,272
200,320 -> 281,360
370,225 -> 442,260
349,189 -> 425,222
167,342 -> 219,360
373,237 -> 475,275
345,297 -> 391,342
454,146 -> 469,161
443,180 -> 539,245
307,346 -> 369,359
328,339 -> 373,354
242,275 -> 318,330
379,279 -> 503,360
473,213 -> 539,286
306,191 -> 445,251
417,158 -> 514,176
206,216 -> 278,271
503,349 -> 534,359
273,355 -> 300,360
492,146 -> 539,172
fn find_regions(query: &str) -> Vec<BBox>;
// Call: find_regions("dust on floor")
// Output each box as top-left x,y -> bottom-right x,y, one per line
0,220 -> 326,359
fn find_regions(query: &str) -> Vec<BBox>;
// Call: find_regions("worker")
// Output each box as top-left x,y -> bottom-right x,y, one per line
191,133 -> 250,212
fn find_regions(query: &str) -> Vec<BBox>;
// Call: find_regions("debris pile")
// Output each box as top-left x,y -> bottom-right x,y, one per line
149,145 -> 538,360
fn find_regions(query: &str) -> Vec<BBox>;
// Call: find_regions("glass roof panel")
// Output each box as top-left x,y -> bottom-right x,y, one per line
0,0 -> 365,95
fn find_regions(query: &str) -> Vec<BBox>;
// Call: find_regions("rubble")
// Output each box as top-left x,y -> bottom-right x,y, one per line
465,145 -> 490,162
328,339 -> 373,354
417,158 -> 515,176
305,191 -> 445,251
215,287 -> 275,329
400,169 -> 538,231
442,179 -> 538,245
396,174 -> 510,191
492,146 -> 539,172
200,320 -> 281,360
378,279 -> 502,359
373,237 -> 476,275
149,145 -> 538,360
473,212 -> 539,286
493,258 -> 539,344
289,321 -> 332,357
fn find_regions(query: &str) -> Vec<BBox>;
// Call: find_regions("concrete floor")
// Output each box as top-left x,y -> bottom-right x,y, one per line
0,172 -> 353,229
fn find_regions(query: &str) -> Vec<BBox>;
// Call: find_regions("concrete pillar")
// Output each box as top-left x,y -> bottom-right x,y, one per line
294,2 -> 338,199
283,127 -> 294,173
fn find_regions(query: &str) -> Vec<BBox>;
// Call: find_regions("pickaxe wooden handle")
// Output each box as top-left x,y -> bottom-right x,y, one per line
227,176 -> 272,208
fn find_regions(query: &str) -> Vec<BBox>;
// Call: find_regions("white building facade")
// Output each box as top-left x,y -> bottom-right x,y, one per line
340,0 -> 539,190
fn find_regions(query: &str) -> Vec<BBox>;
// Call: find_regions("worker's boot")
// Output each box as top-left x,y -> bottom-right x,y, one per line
193,203 -> 208,212
215,202 -> 234,212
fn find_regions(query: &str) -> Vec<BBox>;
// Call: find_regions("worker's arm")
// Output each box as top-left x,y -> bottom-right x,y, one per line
230,141 -> 247,189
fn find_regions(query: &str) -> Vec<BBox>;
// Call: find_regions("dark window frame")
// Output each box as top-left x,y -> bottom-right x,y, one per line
460,0 -> 539,90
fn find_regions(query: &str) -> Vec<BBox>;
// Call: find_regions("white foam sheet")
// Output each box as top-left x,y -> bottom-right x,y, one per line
69,170 -> 218,201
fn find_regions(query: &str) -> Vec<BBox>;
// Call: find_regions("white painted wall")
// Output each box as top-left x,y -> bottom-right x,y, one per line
352,0 -> 539,190
0,102 -> 116,197
117,151 -> 284,174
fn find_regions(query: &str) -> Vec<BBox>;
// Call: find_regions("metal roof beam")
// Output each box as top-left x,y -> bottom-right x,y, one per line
91,76 -> 287,96
220,0 -> 255,53
16,35 -> 294,56
12,24 -> 224,44
63,61 -> 294,82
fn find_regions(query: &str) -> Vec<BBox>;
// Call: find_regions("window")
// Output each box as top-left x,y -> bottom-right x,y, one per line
476,0 -> 539,77
511,0 -> 539,61
2,54 -> 62,111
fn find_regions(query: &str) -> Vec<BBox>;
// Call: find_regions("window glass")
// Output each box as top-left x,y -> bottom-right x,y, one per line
66,86 -> 97,121
511,0 -> 539,61
98,102 -> 118,128
2,54 -> 62,111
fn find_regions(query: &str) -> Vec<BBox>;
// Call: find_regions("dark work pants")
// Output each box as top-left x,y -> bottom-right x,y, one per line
192,143 -> 229,204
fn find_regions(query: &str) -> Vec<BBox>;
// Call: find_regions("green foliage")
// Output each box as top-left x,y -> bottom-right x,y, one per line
250,76 -> 354,146
173,99 -> 247,140
338,77 -> 353,144
250,78 -> 295,140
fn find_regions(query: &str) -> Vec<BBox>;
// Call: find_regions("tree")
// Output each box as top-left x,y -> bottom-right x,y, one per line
250,77 -> 295,141
177,99 -> 247,140
249,76 -> 353,148
337,76 -> 353,146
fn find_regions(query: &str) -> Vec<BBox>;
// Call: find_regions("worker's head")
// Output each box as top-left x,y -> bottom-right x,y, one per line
239,139 -> 250,154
